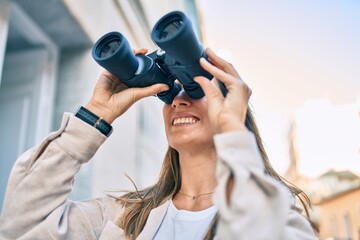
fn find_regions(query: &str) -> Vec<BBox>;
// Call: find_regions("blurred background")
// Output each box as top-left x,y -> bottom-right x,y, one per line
0,0 -> 359,239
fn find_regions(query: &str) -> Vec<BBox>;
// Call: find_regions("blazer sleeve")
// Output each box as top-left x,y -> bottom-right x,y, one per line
0,113 -> 122,240
213,131 -> 316,240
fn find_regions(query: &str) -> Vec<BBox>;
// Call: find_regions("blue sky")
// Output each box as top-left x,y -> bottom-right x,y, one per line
198,0 -> 360,176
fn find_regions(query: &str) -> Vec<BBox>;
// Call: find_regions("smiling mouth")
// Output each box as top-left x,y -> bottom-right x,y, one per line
172,117 -> 199,126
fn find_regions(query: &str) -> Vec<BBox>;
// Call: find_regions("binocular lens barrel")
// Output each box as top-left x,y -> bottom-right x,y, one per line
92,32 -> 139,80
99,39 -> 121,58
92,11 -> 222,104
159,20 -> 183,40
152,11 -> 203,66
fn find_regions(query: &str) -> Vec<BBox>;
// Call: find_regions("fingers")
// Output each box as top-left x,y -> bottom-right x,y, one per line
199,57 -> 238,89
132,83 -> 169,101
133,48 -> 148,55
194,76 -> 222,100
205,48 -> 240,79
199,50 -> 252,101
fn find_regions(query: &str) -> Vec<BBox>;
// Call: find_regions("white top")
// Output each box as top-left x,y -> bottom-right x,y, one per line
153,200 -> 218,240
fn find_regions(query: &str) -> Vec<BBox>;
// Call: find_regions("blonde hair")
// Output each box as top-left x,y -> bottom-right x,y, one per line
115,107 -> 314,239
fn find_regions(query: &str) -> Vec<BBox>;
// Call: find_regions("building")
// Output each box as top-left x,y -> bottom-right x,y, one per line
0,0 -> 201,209
316,186 -> 360,240
285,119 -> 360,240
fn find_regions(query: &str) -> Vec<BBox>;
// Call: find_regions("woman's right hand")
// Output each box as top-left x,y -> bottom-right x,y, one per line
85,48 -> 169,124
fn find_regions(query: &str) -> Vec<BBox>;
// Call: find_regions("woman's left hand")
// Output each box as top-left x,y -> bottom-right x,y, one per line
194,48 -> 252,134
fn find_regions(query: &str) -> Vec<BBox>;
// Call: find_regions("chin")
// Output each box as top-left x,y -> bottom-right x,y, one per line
168,135 -> 214,150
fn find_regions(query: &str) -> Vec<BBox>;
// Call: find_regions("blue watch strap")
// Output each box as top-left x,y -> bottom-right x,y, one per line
74,106 -> 113,137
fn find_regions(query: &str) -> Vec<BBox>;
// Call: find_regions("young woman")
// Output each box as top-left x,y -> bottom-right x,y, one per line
0,48 -> 316,239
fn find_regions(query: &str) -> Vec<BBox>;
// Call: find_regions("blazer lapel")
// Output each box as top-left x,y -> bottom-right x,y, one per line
136,200 -> 170,240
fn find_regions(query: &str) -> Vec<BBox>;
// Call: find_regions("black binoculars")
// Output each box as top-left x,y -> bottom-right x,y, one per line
92,11 -> 226,104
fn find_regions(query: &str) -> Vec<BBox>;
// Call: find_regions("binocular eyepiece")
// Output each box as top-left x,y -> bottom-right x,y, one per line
92,11 -> 225,104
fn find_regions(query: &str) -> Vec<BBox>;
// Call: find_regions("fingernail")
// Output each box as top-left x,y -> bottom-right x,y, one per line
160,86 -> 169,91
200,58 -> 209,64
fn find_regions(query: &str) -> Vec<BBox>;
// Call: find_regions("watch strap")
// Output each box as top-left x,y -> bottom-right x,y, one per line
74,106 -> 113,137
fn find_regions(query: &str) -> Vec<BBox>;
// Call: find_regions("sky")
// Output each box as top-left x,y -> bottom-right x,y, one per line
197,0 -> 360,177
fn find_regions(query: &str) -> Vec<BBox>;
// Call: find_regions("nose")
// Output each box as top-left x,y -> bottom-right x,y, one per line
171,90 -> 192,109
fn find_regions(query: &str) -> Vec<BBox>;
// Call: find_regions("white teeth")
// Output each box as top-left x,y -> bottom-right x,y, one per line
173,117 -> 198,126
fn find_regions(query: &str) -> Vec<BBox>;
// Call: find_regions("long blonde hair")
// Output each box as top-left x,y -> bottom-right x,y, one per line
115,108 -> 314,239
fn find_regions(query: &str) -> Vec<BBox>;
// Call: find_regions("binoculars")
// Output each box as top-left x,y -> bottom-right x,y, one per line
92,11 -> 226,104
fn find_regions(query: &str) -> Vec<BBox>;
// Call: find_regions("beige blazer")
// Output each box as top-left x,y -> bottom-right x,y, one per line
0,113 -> 316,240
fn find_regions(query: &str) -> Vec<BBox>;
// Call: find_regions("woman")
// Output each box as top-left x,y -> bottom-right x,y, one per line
0,48 -> 316,239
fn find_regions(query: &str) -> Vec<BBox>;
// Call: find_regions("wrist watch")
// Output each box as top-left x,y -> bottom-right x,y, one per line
74,106 -> 113,137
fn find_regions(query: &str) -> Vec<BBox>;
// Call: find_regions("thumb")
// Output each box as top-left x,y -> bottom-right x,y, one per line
134,83 -> 169,100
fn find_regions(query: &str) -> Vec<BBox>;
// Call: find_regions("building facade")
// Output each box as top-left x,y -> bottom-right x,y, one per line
0,0 -> 201,209
285,117 -> 360,240
317,186 -> 360,240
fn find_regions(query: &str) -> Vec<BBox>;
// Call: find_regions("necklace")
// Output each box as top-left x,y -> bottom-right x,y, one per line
178,191 -> 214,200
